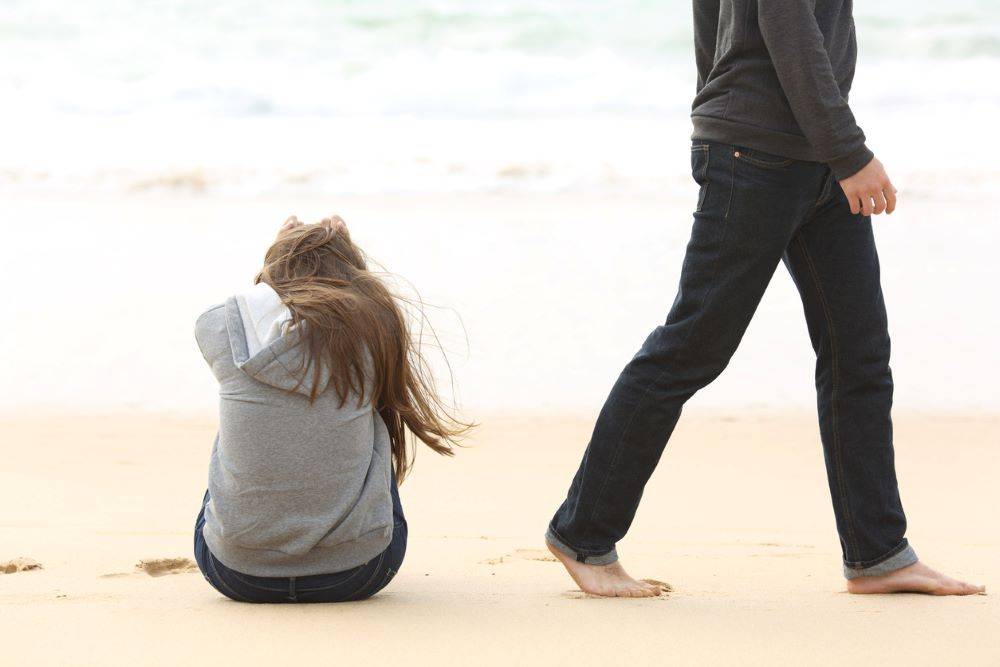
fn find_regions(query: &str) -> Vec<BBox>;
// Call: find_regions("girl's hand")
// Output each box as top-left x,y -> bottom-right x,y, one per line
277,214 -> 348,239
279,215 -> 304,235
321,215 -> 348,235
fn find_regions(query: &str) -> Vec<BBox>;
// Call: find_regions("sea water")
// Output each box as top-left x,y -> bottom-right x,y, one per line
2,0 -> 998,197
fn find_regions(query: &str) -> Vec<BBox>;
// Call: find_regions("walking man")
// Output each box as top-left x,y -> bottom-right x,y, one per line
545,0 -> 985,597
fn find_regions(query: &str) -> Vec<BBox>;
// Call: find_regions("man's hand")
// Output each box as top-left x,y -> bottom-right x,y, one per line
838,157 -> 897,216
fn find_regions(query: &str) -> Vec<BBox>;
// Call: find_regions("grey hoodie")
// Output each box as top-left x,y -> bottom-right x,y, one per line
194,283 -> 393,577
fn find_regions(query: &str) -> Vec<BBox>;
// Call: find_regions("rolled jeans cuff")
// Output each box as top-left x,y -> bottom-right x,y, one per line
843,541 -> 918,580
545,529 -> 618,566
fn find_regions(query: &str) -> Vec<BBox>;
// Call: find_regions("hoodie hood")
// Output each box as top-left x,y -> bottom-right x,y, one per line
224,283 -> 331,396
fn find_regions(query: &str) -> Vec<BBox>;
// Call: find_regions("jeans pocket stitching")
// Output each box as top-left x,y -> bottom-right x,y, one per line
735,153 -> 794,169
696,185 -> 709,213
207,555 -> 255,603
810,171 -> 834,211
229,572 -> 291,592
345,552 -> 387,600
296,562 -> 372,594
374,567 -> 396,593
692,144 -> 710,212
298,553 -> 387,600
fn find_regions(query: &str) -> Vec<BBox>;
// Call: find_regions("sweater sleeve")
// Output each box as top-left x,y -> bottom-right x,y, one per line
693,0 -> 721,94
757,0 -> 873,179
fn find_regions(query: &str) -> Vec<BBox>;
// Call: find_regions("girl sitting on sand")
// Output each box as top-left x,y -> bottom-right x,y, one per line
192,215 -> 467,603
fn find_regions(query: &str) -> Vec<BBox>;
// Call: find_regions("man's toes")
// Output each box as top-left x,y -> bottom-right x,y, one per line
944,576 -> 985,595
638,584 -> 660,597
933,578 -> 979,596
617,585 -> 649,598
961,582 -> 985,595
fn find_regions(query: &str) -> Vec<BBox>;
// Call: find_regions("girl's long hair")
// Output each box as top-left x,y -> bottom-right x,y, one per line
255,216 -> 470,482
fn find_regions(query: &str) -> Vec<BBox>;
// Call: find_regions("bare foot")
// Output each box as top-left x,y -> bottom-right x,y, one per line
847,561 -> 985,596
545,542 -> 662,598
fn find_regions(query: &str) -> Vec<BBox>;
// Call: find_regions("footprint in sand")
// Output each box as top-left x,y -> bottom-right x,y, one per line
2,557 -> 42,574
137,558 -> 198,576
479,548 -> 558,566
102,558 -> 198,578
513,549 -> 558,562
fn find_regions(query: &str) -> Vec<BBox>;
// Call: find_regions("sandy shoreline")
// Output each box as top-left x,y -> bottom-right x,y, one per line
2,410 -> 996,665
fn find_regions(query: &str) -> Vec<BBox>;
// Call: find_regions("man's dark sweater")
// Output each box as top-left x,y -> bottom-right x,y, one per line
691,0 -> 873,180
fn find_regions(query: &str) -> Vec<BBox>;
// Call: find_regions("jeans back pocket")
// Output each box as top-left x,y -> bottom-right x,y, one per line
691,143 -> 710,212
733,147 -> 794,169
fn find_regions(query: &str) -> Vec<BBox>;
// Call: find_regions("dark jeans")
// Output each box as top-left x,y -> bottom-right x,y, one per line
547,141 -> 916,578
194,478 -> 407,602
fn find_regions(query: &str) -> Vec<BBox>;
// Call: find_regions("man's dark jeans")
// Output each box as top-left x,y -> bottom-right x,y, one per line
194,478 -> 407,602
547,141 -> 917,578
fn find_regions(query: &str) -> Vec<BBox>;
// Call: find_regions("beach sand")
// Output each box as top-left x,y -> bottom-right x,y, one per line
4,2 -> 999,661
1,410 -> 996,665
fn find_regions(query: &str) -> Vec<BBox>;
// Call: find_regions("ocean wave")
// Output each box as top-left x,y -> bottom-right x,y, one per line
1,0 -> 998,199
2,0 -> 999,120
